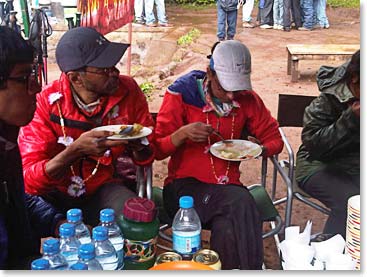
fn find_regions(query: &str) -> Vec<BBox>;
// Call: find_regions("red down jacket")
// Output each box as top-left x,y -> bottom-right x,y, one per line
18,73 -> 154,196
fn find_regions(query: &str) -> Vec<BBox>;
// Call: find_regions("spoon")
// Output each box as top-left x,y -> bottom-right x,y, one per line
211,130 -> 231,144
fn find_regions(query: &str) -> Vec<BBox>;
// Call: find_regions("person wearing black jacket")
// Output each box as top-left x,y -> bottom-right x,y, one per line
0,26 -> 65,269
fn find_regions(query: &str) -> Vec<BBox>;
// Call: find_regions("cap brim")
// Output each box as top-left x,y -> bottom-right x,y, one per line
216,71 -> 252,91
87,42 -> 130,68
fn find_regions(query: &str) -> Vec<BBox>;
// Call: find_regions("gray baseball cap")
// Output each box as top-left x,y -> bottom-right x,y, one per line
212,40 -> 252,91
56,27 -> 129,72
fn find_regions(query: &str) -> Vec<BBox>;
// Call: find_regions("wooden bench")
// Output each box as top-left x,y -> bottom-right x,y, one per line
286,44 -> 360,82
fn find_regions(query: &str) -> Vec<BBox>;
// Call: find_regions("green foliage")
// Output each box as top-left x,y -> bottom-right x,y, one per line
140,81 -> 154,101
328,0 -> 359,8
172,0 -> 215,6
177,28 -> 201,47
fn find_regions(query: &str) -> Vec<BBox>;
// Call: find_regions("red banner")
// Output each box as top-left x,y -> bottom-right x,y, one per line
78,0 -> 134,35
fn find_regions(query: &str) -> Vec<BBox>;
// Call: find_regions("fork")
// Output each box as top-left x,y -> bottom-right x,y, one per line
211,130 -> 231,144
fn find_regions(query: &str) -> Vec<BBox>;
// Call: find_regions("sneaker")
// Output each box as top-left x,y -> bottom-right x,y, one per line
283,26 -> 291,32
260,24 -> 273,29
298,26 -> 313,31
135,19 -> 145,25
242,21 -> 255,28
158,22 -> 173,27
323,25 -> 330,29
146,22 -> 157,27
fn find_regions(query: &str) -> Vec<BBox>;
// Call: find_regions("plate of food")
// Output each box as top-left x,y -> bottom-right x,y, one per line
209,139 -> 262,161
93,123 -> 152,140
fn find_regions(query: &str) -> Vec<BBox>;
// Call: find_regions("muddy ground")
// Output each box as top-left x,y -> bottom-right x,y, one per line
44,4 -> 360,270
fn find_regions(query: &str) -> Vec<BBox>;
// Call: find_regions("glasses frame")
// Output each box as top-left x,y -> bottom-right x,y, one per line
82,66 -> 119,76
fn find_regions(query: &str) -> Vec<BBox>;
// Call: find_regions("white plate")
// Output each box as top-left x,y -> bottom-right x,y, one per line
92,124 -> 152,140
210,139 -> 262,161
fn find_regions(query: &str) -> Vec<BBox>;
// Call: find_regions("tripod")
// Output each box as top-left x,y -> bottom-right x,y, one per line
28,7 -> 52,86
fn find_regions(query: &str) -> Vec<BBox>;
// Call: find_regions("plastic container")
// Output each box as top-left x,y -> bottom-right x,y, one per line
117,197 -> 159,270
66,208 -> 91,244
92,226 -> 118,270
59,222 -> 81,267
77,243 -> 103,270
42,238 -> 68,270
31,258 -> 50,270
99,208 -> 124,269
172,196 -> 201,260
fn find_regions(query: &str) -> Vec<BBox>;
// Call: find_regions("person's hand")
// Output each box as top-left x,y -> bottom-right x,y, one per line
248,136 -> 266,156
351,100 -> 360,118
72,130 -> 128,157
183,122 -> 214,142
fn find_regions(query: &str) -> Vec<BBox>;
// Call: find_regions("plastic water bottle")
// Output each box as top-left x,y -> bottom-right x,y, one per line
42,238 -> 68,270
78,243 -> 103,270
70,261 -> 88,270
172,196 -> 202,260
92,226 -> 118,270
99,208 -> 124,269
66,208 -> 91,244
31,258 -> 50,270
59,222 -> 81,267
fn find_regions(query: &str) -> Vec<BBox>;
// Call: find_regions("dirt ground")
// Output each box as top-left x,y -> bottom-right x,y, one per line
44,4 -> 360,270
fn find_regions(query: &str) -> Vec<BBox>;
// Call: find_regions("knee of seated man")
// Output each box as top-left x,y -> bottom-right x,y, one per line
222,185 -> 254,206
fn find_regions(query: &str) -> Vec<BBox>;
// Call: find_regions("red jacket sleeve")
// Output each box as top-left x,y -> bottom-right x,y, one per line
153,91 -> 185,160
246,93 -> 284,157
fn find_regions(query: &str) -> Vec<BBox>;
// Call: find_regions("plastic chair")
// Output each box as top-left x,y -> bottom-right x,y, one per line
271,94 -> 331,228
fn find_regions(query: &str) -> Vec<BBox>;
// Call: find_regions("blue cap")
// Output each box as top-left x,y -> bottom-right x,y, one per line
43,238 -> 60,255
79,243 -> 95,260
100,208 -> 115,223
59,223 -> 76,237
70,262 -> 88,270
31,258 -> 50,270
92,226 -> 108,241
179,196 -> 194,209
67,208 -> 82,223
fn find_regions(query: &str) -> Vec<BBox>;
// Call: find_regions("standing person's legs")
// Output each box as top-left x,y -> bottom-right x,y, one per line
226,9 -> 238,39
134,0 -> 145,23
299,168 -> 360,238
216,5 -> 226,41
155,0 -> 168,24
242,0 -> 255,26
84,182 -> 137,226
260,0 -> 274,27
144,0 -> 156,26
283,0 -> 291,29
316,0 -> 329,28
300,0 -> 313,29
163,178 -> 263,270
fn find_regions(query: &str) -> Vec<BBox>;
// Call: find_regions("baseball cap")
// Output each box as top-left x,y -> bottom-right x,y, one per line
55,27 -> 129,72
212,40 -> 252,91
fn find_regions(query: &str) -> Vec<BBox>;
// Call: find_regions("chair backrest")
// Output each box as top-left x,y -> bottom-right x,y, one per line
277,94 -> 317,128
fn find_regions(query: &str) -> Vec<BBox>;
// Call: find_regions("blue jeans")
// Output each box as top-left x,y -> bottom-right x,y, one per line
273,0 -> 284,26
300,0 -> 314,29
217,6 -> 238,40
145,0 -> 168,24
314,0 -> 329,27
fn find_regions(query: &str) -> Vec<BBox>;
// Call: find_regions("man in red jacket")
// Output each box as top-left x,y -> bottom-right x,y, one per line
154,40 -> 283,269
18,27 -> 155,226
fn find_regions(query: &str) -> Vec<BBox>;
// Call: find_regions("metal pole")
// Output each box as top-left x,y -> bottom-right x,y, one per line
127,21 -> 132,76
19,0 -> 30,37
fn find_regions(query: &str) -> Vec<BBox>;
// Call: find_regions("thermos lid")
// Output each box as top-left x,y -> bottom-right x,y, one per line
123,197 -> 156,222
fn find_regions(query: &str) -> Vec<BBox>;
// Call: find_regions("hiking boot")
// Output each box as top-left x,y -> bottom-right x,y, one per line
260,24 -> 273,29
242,21 -> 255,28
146,22 -> 157,27
158,22 -> 173,27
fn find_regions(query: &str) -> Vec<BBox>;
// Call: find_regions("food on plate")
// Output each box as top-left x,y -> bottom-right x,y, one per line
213,141 -> 257,159
117,123 -> 143,136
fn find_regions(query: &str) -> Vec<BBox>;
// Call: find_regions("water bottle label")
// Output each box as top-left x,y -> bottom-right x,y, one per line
173,233 -> 201,254
123,237 -> 157,263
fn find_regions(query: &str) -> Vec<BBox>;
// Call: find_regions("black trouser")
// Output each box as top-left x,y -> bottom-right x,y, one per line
42,181 -> 137,226
259,0 -> 274,25
299,168 -> 360,238
283,0 -> 302,28
163,177 -> 263,270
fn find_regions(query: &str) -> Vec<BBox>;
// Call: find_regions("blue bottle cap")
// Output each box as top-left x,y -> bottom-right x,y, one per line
78,243 -> 95,260
179,196 -> 194,209
67,208 -> 82,223
70,262 -> 88,270
100,208 -> 115,223
31,258 -> 50,270
59,222 -> 76,237
43,238 -> 60,255
92,226 -> 108,241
